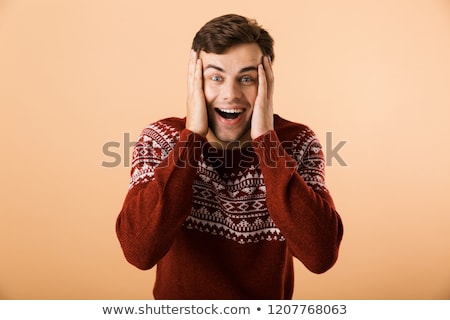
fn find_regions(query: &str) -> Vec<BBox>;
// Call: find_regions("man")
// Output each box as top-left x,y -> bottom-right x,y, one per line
116,14 -> 343,299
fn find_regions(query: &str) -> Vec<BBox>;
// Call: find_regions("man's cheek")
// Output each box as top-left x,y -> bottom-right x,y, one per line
249,86 -> 258,102
203,88 -> 216,108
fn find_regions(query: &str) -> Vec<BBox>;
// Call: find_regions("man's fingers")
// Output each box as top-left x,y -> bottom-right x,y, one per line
188,50 -> 197,92
194,57 -> 203,93
257,63 -> 267,101
188,50 -> 203,95
262,56 -> 274,99
186,52 -> 208,137
251,56 -> 274,139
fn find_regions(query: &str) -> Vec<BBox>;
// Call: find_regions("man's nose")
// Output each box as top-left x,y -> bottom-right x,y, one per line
222,80 -> 242,101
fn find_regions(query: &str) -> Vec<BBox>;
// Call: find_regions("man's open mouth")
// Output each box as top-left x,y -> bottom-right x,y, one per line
215,108 -> 244,120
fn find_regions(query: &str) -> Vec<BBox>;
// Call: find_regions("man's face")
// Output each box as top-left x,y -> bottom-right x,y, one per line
200,43 -> 263,148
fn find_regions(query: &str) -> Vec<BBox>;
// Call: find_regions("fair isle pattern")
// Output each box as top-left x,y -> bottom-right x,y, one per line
129,121 -> 179,189
185,162 -> 284,244
129,119 -> 327,244
292,128 -> 328,192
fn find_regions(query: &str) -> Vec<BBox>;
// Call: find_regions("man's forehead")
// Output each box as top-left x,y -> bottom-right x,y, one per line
200,43 -> 263,70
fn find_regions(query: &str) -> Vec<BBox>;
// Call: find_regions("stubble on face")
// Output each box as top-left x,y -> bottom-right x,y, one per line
200,43 -> 263,149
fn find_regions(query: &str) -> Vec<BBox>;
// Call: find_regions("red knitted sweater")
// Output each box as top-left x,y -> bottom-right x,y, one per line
116,115 -> 343,299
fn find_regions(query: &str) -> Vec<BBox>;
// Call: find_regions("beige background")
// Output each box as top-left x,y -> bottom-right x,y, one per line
1,0 -> 449,299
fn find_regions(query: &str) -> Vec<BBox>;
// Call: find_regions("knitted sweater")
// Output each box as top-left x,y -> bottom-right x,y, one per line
116,115 -> 343,299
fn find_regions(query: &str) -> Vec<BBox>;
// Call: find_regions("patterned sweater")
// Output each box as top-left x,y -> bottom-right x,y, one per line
116,115 -> 343,299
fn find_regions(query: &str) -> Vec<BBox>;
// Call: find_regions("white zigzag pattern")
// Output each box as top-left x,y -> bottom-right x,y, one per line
128,119 -> 327,244
188,162 -> 284,244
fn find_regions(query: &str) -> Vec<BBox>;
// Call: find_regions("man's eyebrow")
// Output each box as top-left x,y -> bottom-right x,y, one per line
203,64 -> 258,73
204,64 -> 224,72
239,66 -> 258,73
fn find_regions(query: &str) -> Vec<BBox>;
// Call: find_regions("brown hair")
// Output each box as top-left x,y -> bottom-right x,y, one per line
192,14 -> 274,61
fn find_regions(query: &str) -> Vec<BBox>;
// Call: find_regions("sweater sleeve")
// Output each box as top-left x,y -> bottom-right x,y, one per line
252,130 -> 343,274
116,124 -> 205,270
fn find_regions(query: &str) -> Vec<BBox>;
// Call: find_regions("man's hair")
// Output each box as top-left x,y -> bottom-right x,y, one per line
192,14 -> 274,61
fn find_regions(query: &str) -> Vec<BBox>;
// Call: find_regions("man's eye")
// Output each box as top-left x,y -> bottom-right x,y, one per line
211,75 -> 222,81
241,76 -> 253,83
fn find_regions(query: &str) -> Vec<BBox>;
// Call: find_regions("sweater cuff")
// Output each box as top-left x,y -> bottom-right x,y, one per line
251,130 -> 297,170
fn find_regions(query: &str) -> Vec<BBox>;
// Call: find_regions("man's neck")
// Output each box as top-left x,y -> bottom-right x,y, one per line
206,130 -> 252,150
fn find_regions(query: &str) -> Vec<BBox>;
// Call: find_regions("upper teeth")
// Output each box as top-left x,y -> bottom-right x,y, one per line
218,109 -> 243,113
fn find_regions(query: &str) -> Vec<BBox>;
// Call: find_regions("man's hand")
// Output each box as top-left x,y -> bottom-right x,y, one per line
251,56 -> 274,140
186,50 -> 208,137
